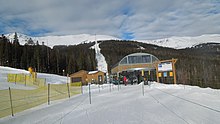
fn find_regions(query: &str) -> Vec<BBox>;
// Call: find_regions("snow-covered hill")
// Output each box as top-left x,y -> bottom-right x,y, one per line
5,33 -> 120,48
5,33 -> 220,49
0,66 -> 68,90
139,34 -> 220,49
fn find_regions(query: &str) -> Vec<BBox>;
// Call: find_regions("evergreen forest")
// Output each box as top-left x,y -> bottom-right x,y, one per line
0,34 -> 220,88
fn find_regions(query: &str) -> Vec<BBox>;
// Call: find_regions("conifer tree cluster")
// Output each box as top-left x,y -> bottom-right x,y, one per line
0,34 -> 97,75
1,34 -> 219,88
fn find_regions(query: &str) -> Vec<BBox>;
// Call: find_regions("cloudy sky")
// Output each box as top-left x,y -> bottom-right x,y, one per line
0,0 -> 220,40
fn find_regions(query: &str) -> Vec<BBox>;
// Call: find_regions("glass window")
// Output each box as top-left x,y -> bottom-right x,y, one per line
120,57 -> 128,64
128,56 -> 145,64
142,55 -> 151,63
128,56 -> 137,64
152,56 -> 158,62
126,54 -> 158,64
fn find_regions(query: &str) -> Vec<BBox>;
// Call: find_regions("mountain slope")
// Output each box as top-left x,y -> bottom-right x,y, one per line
5,33 -> 220,49
139,34 -> 220,49
5,33 -> 119,48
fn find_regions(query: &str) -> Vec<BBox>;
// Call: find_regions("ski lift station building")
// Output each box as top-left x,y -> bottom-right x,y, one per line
111,52 -> 178,84
111,53 -> 160,82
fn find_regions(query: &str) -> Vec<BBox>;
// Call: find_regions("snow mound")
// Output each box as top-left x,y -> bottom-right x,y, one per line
0,66 -> 69,90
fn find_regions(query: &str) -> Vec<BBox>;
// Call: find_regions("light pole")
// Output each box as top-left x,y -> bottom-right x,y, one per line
62,69 -> 65,76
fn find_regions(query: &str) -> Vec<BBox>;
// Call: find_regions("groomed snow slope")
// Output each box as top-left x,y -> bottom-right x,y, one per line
1,82 -> 220,124
90,41 -> 108,73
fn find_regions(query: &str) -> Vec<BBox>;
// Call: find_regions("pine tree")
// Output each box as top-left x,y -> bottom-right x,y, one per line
13,32 -> 19,45
27,38 -> 34,45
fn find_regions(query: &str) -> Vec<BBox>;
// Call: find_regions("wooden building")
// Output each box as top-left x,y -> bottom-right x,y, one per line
70,70 -> 105,85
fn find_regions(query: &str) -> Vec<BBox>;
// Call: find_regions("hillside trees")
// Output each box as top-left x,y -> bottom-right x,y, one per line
1,34 -> 219,88
0,34 -> 97,76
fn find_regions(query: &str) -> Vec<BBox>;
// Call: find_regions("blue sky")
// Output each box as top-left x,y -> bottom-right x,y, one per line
0,0 -> 220,40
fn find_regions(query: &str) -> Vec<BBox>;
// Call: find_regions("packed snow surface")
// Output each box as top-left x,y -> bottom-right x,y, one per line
1,80 -> 220,124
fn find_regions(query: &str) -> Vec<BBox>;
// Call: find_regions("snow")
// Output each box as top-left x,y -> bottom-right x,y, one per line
88,71 -> 99,74
5,33 -> 119,48
1,78 -> 220,124
0,66 -> 69,90
91,41 -> 108,73
5,33 -> 220,49
138,34 -> 220,49
0,66 -> 34,90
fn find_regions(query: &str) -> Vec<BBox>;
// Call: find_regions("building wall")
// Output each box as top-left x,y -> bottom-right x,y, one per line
70,70 -> 105,85
111,63 -> 156,74
87,71 -> 105,84
70,70 -> 87,84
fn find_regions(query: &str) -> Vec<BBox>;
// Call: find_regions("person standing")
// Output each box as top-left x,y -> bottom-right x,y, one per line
123,76 -> 127,86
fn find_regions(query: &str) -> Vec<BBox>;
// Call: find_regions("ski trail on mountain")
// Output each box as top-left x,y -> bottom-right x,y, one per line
94,41 -> 108,73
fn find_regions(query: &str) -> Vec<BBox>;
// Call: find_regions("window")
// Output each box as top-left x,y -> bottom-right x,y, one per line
123,54 -> 158,64
152,56 -> 158,62
128,56 -> 139,64
128,55 -> 149,64
71,77 -> 82,82
120,57 -> 128,64
142,55 -> 151,63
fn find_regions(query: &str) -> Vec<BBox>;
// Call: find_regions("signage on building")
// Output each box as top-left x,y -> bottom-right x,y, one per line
158,73 -> 162,77
169,72 -> 173,77
163,72 -> 167,77
158,62 -> 172,72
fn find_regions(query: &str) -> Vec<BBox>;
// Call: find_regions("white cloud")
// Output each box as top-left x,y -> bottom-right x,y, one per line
0,0 -> 219,39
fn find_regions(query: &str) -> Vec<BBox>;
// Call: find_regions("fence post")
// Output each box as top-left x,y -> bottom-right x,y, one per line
118,80 -> 119,91
89,83 -> 91,104
98,84 -> 100,93
142,83 -> 144,96
25,75 -> 26,86
15,74 -> 17,84
9,87 -> 14,116
67,83 -> 70,98
110,82 -> 111,92
81,82 -> 83,94
44,79 -> 46,86
48,84 -> 50,105
67,74 -> 70,98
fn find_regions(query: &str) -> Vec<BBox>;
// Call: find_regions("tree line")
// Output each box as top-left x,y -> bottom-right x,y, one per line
1,33 -> 220,88
0,33 -> 97,75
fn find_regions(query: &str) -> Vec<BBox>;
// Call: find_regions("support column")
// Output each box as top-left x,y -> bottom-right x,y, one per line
155,63 -> 159,83
172,58 -> 177,84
